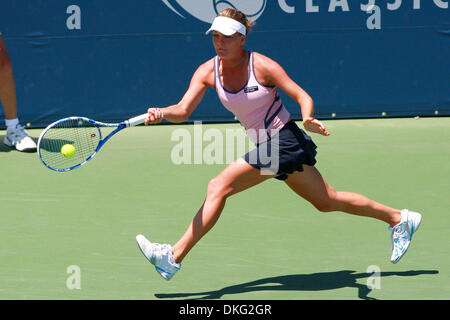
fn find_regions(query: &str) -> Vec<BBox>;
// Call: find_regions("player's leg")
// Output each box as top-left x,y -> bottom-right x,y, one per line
0,35 -> 18,120
284,164 -> 402,225
172,157 -> 274,263
136,157 -> 274,279
284,165 -> 421,263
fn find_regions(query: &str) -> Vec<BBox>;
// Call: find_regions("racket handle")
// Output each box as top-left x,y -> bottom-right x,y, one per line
126,113 -> 149,127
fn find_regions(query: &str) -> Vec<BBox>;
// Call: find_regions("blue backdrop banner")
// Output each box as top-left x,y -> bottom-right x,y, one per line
0,0 -> 449,128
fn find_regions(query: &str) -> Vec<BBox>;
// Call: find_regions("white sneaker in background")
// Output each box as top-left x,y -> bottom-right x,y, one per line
4,124 -> 37,152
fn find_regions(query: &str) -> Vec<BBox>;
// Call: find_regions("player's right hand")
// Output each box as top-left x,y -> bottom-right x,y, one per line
145,107 -> 164,125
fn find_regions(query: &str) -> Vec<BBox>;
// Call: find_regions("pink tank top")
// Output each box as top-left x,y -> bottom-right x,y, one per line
214,51 -> 291,144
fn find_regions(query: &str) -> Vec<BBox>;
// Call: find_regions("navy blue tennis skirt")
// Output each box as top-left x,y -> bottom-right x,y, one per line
243,120 -> 317,180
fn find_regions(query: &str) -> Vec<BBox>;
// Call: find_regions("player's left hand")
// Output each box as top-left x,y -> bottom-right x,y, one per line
303,117 -> 330,136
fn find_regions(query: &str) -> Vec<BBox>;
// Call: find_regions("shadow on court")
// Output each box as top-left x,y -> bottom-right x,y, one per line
0,136 -> 12,152
155,270 -> 439,300
38,137 -> 75,153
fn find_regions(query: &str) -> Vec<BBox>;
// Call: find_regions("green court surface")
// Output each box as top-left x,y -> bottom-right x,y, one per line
1,117 -> 449,300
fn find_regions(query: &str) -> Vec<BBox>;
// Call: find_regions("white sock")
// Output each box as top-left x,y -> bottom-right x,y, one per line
5,118 -> 19,130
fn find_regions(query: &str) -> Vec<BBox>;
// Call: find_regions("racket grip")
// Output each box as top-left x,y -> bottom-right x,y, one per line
126,113 -> 149,127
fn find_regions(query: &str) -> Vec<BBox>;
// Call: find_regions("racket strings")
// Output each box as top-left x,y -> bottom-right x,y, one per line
39,118 -> 101,170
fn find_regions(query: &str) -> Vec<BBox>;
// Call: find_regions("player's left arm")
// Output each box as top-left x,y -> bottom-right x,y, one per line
255,53 -> 329,136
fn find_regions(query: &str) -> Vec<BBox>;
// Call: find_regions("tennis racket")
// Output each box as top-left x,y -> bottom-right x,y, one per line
37,113 -> 149,172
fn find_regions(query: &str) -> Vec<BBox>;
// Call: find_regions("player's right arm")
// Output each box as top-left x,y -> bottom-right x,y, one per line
145,59 -> 214,124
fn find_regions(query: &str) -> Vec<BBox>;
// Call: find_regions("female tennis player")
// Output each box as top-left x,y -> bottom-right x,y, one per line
136,9 -> 422,280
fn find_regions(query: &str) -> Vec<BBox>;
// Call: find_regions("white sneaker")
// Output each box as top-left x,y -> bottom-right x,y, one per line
136,234 -> 181,280
389,209 -> 422,264
4,124 -> 37,152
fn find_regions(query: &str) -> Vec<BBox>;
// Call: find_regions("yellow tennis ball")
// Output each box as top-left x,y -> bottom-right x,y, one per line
61,144 -> 76,158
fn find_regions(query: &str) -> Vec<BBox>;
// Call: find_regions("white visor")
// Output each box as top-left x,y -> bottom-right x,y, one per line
205,16 -> 246,36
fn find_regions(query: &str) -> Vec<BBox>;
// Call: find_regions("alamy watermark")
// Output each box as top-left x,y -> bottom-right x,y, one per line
66,265 -> 81,290
170,121 -> 280,175
366,265 -> 381,290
